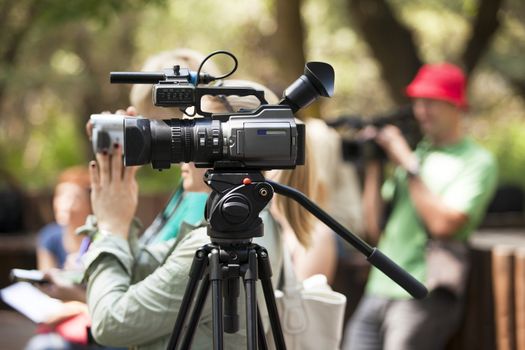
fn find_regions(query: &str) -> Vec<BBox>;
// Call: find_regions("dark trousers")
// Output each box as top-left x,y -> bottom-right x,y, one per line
343,289 -> 463,350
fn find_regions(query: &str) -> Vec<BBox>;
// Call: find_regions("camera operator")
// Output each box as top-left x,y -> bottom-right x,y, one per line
82,79 -> 316,349
344,63 -> 497,350
39,49 -> 219,301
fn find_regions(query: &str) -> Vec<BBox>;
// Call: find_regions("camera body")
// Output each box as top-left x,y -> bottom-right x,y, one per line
96,55 -> 334,170
90,114 -> 125,154
124,105 -> 305,170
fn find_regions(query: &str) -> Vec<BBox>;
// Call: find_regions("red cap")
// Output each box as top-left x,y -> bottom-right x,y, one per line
405,63 -> 468,108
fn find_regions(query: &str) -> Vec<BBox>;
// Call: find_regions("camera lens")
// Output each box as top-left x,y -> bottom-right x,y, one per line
124,118 -> 223,169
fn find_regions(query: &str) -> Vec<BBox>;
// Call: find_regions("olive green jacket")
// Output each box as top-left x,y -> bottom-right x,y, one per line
83,210 -> 283,350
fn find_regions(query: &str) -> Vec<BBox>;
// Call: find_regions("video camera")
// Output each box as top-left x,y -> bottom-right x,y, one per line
328,105 -> 421,162
91,51 -> 334,170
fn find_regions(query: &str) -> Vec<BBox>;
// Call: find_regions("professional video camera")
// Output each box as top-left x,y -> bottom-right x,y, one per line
93,51 -> 334,170
327,105 -> 422,162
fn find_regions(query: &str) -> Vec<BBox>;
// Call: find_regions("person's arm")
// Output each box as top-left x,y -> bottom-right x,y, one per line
37,248 -> 59,271
292,223 -> 337,284
406,176 -> 468,238
84,229 -> 210,347
42,301 -> 88,328
362,160 -> 384,245
375,126 -> 468,239
131,238 -> 176,283
84,120 -> 207,346
38,269 -> 87,302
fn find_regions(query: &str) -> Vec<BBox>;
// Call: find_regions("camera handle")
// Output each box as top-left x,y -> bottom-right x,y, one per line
192,87 -> 268,118
266,180 -> 428,300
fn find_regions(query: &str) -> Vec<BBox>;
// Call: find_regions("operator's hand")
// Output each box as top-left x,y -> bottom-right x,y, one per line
357,125 -> 379,142
42,301 -> 88,328
375,125 -> 418,172
88,106 -> 139,239
37,269 -> 87,302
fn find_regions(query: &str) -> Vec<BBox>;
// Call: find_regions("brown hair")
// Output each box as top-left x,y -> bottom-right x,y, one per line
56,166 -> 91,191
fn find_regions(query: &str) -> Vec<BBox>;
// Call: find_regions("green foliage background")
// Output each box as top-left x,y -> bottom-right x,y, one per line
0,0 -> 524,193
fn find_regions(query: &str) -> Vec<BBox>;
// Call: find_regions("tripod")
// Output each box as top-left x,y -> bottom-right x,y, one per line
167,170 -> 286,350
166,169 -> 428,350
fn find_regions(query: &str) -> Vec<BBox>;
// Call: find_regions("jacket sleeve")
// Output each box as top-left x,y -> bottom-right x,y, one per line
83,228 -> 210,347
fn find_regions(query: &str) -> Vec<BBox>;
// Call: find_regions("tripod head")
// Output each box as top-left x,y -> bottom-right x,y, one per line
204,169 -> 274,242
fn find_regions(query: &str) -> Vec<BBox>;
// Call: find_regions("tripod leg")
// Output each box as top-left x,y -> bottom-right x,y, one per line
256,247 -> 287,350
167,248 -> 209,350
179,275 -> 211,349
257,306 -> 269,350
223,276 -> 240,333
243,248 -> 258,350
210,248 -> 224,350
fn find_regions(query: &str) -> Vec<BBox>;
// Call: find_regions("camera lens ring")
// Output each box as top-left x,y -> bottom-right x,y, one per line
183,125 -> 193,161
171,122 -> 184,163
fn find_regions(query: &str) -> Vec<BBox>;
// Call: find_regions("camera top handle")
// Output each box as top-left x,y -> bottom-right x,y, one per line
110,71 -> 268,118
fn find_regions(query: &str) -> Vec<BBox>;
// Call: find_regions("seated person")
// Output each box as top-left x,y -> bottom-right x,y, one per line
37,166 -> 91,270
29,167 -> 95,349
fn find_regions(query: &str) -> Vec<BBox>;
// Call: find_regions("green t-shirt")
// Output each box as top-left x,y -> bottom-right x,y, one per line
366,137 -> 498,299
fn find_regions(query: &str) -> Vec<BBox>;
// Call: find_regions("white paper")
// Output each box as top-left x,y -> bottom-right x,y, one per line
0,282 -> 63,323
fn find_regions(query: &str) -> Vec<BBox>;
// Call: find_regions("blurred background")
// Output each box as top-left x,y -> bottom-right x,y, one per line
1,0 -> 524,194
0,0 -> 524,349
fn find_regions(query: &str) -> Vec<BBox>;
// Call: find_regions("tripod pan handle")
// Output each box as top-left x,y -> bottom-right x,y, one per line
367,248 -> 428,299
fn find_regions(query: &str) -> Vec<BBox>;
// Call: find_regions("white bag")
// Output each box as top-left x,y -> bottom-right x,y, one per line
269,249 -> 347,350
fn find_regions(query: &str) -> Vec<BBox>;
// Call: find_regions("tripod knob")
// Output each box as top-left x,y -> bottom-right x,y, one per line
221,195 -> 251,224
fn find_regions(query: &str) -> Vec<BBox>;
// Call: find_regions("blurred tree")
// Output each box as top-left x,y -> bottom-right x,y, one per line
483,0 -> 525,100
269,0 -> 325,118
269,0 -> 306,92
345,0 -> 422,104
462,0 -> 504,74
0,0 -> 164,111
0,0 -> 166,188
1,0 -> 524,191
344,0 -> 505,103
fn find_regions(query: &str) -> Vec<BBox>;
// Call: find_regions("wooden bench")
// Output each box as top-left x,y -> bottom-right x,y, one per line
332,229 -> 525,350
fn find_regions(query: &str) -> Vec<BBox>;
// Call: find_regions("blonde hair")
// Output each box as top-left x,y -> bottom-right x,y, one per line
130,49 -> 221,119
270,139 -> 317,247
304,118 -> 364,235
207,79 -> 316,247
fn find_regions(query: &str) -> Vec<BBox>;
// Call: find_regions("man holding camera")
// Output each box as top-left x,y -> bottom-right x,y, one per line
344,63 -> 497,350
